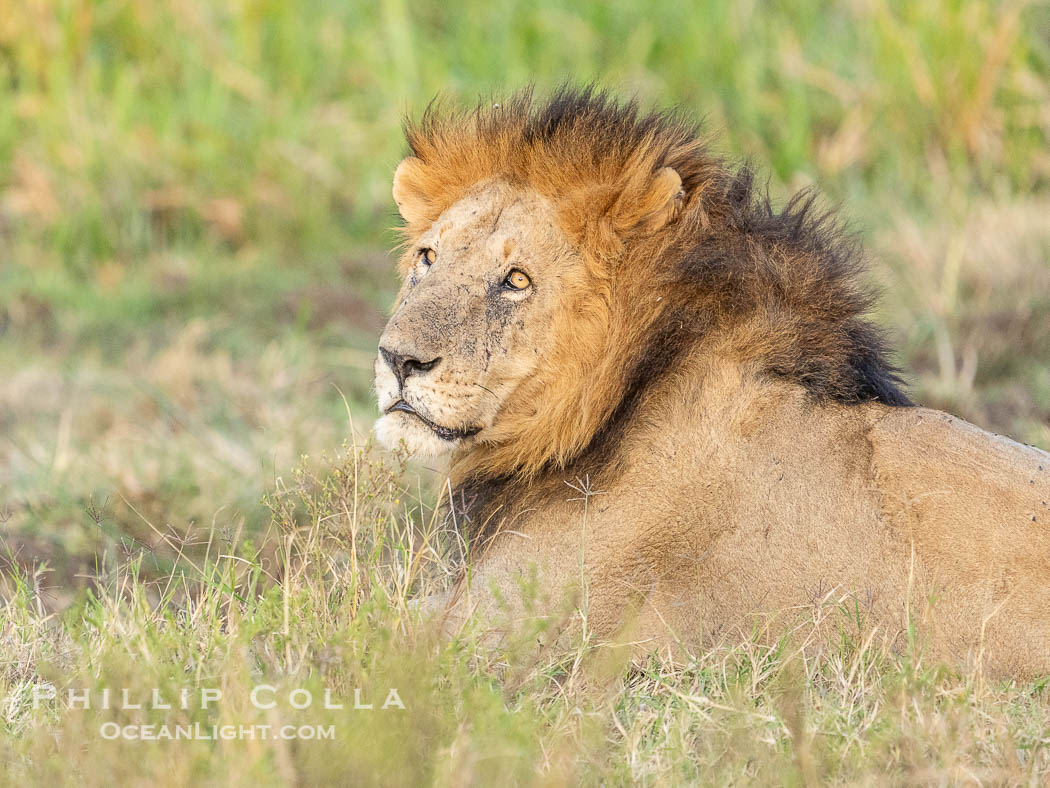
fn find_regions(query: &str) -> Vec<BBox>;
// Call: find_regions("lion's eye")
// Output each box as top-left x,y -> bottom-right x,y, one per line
420,248 -> 436,266
503,270 -> 531,290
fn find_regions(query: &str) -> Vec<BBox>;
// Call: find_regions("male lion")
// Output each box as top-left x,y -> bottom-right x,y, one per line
373,88 -> 1050,678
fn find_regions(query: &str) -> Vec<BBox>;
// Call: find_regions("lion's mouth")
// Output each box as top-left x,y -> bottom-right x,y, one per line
386,400 -> 481,442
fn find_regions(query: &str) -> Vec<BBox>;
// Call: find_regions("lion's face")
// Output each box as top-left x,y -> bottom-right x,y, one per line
374,180 -> 583,457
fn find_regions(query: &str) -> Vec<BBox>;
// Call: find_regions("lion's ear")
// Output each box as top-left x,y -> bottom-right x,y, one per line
392,157 -> 430,225
624,167 -> 684,235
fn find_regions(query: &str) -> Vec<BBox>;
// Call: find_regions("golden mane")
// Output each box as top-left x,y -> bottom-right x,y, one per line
394,86 -> 910,486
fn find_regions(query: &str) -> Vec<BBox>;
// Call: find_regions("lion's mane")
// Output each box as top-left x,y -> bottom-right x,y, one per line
397,86 -> 910,495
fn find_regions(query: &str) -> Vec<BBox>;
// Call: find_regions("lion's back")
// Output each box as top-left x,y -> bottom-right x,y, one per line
868,407 -> 1050,559
867,406 -> 1050,674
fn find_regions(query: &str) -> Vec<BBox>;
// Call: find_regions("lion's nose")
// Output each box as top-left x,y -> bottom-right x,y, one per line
379,346 -> 441,386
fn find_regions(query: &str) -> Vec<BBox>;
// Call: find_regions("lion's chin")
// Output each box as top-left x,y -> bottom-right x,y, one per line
374,412 -> 460,457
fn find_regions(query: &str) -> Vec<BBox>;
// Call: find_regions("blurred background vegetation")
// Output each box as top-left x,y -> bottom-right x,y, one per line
1,0 -> 1049,596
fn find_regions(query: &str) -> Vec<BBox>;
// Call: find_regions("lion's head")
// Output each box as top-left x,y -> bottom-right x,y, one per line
374,180 -> 585,458
375,87 -> 908,482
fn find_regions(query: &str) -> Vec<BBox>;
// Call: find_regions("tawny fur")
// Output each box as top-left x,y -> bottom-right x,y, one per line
375,88 -> 1050,678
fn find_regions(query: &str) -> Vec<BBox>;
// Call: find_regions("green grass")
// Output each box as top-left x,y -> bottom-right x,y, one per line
2,0 -> 1050,782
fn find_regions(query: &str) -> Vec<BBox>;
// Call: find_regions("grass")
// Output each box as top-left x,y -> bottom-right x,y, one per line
2,0 -> 1050,783
4,443 -> 1050,784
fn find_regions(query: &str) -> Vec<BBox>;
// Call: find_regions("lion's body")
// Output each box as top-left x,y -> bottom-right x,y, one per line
375,88 -> 1050,677
455,364 -> 1050,677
